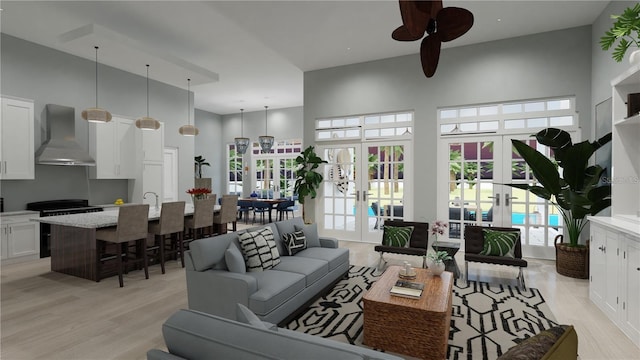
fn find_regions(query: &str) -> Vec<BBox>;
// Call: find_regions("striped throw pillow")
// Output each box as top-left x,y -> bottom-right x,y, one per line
282,230 -> 307,256
239,227 -> 281,271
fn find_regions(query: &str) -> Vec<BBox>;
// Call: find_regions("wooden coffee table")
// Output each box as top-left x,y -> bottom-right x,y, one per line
362,265 -> 453,360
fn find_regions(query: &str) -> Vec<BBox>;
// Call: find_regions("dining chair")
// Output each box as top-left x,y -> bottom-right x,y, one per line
148,201 -> 185,270
276,200 -> 295,221
237,199 -> 253,224
252,201 -> 272,224
213,194 -> 239,233
185,198 -> 216,246
95,204 -> 150,287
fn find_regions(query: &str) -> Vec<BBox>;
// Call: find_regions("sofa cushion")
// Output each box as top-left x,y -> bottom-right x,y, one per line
382,225 -> 414,247
295,223 -> 321,248
282,230 -> 307,256
273,256 -> 329,286
480,228 -> 519,257
161,309 -> 399,360
225,242 -> 246,273
295,247 -> 349,272
248,270 -> 306,316
239,227 -> 281,272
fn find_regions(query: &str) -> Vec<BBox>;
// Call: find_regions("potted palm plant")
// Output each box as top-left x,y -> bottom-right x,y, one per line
600,3 -> 640,63
293,146 -> 327,223
508,128 -> 612,279
194,155 -> 212,190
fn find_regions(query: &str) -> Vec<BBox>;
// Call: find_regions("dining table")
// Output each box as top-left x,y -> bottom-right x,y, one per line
241,198 -> 288,223
32,204 -> 220,282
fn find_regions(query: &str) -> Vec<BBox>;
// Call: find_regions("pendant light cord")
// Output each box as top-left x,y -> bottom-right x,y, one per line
146,64 -> 150,117
187,79 -> 191,125
264,106 -> 269,135
94,46 -> 99,107
240,109 -> 244,137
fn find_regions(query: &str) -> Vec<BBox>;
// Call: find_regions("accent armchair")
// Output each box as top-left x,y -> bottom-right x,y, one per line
374,220 -> 429,269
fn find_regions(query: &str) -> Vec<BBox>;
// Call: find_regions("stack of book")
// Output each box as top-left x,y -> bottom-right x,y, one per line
390,280 -> 424,299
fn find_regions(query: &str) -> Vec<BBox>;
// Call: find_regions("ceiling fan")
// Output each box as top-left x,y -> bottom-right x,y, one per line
392,0 -> 474,78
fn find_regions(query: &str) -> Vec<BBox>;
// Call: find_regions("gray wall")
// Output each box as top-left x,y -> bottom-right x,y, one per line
304,26 -> 593,223
194,109 -> 223,196
1,34 -> 195,211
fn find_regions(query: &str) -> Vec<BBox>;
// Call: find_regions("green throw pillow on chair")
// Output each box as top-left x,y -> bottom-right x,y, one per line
480,229 -> 519,257
382,225 -> 414,247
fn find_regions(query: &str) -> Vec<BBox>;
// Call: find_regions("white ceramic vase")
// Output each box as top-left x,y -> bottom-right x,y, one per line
428,259 -> 446,276
630,49 -> 640,65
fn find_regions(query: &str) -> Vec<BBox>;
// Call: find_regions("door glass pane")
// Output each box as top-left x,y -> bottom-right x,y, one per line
322,147 -> 356,232
368,145 -> 405,230
255,159 -> 275,198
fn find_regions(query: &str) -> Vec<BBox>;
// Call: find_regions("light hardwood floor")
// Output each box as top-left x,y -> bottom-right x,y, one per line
2,235 -> 639,359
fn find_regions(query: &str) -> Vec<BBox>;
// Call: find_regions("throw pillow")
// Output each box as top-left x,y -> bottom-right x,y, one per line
282,230 -> 307,256
235,304 -> 277,331
238,227 -> 281,272
497,325 -> 572,360
382,225 -> 414,247
225,242 -> 246,273
294,223 -> 321,248
480,229 -> 519,257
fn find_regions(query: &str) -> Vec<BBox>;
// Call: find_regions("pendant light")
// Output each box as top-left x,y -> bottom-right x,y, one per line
258,106 -> 274,153
81,46 -> 112,123
135,64 -> 161,130
234,108 -> 250,154
179,78 -> 199,136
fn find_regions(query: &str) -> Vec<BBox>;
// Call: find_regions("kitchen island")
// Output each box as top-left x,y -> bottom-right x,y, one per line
33,204 -> 219,281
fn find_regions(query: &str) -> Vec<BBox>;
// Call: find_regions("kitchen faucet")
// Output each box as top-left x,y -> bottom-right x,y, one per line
143,191 -> 159,210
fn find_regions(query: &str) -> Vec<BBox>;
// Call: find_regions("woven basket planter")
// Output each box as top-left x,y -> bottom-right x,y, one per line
554,234 -> 589,279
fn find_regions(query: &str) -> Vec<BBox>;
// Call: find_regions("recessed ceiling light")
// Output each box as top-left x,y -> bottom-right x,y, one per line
497,18 -> 502,22
347,47 -> 351,50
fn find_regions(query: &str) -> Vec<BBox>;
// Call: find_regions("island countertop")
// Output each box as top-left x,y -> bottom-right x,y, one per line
31,203 -> 213,229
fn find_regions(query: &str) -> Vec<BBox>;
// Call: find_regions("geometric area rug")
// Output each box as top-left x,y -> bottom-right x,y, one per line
285,265 -> 558,360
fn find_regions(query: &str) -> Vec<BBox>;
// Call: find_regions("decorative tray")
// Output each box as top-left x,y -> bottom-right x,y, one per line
398,268 -> 417,280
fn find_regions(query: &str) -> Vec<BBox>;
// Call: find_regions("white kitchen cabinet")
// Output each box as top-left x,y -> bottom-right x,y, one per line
139,122 -> 164,163
0,97 -> 34,180
0,213 -> 39,263
89,116 -> 136,179
590,218 -> 640,348
620,235 -> 640,346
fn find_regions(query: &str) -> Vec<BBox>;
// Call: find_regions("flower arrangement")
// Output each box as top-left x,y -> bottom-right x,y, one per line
428,220 -> 452,263
186,187 -> 212,201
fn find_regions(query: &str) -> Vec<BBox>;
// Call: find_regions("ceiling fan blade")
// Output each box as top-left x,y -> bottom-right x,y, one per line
392,25 -> 423,41
420,34 -> 441,78
415,0 -> 442,18
436,7 -> 474,42
397,0 -> 435,38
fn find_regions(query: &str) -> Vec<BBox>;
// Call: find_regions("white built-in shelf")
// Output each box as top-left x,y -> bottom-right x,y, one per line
614,113 -> 640,126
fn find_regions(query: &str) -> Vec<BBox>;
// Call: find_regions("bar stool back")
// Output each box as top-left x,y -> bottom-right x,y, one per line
148,201 -> 186,270
96,204 -> 150,287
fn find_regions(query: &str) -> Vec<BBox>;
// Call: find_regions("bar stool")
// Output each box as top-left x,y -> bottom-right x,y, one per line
214,194 -> 239,233
95,204 -> 149,288
148,201 -> 185,271
185,198 -> 216,246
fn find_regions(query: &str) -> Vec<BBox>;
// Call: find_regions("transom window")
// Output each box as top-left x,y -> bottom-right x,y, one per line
438,97 -> 576,135
316,111 -> 413,141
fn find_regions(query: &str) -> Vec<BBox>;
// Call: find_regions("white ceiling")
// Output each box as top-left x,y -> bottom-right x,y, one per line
1,1 -> 609,115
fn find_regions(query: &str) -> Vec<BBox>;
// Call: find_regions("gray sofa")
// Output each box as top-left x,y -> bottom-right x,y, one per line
185,217 -> 350,325
148,307 -> 403,360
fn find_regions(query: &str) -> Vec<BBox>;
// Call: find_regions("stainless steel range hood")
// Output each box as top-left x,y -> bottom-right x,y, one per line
35,104 -> 96,166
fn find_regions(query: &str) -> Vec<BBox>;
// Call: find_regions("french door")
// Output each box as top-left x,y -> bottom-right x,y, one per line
317,141 -> 412,243
252,155 -> 298,199
439,134 -> 574,259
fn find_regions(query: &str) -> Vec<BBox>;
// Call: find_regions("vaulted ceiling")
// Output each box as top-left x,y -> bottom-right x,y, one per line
1,1 -> 609,115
